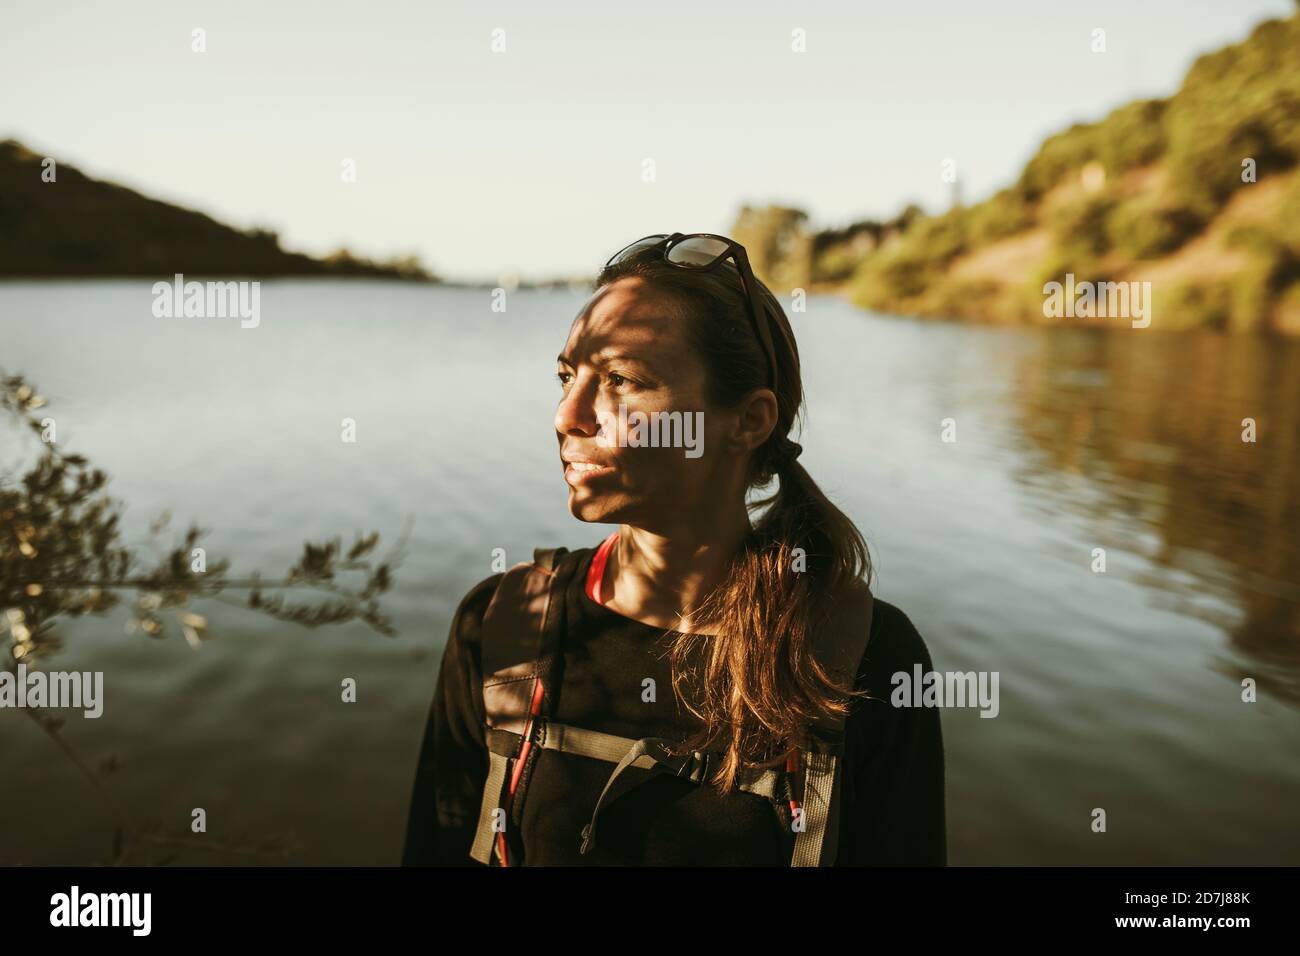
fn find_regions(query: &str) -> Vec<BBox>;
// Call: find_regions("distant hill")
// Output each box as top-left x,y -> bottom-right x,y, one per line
737,9 -> 1300,333
0,139 -> 432,280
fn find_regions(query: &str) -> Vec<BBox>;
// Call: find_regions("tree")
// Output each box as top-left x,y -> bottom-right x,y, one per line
1,371 -> 405,863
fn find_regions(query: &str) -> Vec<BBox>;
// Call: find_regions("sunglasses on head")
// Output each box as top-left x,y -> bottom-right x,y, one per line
604,232 -> 780,392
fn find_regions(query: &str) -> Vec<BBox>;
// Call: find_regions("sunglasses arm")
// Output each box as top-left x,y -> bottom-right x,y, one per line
732,248 -> 779,394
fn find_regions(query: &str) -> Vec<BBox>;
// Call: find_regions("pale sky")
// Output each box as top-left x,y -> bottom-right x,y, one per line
3,0 -> 1292,282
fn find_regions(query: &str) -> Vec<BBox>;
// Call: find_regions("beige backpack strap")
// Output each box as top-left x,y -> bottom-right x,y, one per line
468,548 -> 569,864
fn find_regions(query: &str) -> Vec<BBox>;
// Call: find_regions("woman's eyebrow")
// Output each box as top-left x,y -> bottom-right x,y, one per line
556,351 -> 659,373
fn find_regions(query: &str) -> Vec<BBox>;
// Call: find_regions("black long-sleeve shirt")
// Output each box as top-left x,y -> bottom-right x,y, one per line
401,544 -> 947,866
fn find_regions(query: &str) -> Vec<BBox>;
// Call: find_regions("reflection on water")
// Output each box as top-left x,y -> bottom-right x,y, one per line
1,281 -> 1297,865
1012,331 -> 1300,703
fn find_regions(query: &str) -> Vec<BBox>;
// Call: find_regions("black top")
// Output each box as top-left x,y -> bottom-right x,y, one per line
401,544 -> 947,866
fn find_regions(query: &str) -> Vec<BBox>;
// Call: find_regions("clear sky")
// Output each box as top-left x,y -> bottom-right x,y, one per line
3,0 -> 1292,282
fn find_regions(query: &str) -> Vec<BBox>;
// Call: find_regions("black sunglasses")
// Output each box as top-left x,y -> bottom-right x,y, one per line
604,232 -> 780,392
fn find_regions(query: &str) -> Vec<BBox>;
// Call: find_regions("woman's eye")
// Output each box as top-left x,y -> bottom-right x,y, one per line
555,370 -> 637,389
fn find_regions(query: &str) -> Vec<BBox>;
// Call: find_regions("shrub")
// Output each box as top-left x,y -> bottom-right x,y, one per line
1107,196 -> 1207,259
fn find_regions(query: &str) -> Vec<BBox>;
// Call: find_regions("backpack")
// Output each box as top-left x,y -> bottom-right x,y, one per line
468,545 -> 874,866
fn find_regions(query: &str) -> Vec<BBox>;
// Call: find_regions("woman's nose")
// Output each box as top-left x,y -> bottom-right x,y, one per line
555,376 -> 600,438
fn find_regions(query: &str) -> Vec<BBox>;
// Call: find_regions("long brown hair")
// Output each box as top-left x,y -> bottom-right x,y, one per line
594,243 -> 873,793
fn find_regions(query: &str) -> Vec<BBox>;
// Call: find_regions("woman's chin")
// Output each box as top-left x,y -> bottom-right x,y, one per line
566,489 -> 627,524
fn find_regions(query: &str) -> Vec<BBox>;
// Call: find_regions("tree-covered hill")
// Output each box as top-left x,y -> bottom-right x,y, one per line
0,140 -> 432,280
737,10 -> 1300,333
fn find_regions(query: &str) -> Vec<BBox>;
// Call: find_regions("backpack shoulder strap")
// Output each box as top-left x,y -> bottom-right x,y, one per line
533,546 -> 564,573
791,578 -> 875,867
468,547 -> 573,864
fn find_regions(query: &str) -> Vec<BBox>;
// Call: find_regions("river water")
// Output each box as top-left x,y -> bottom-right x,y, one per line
2,280 -> 1297,864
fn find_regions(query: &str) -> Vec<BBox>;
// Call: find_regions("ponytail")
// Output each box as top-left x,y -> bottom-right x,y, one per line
670,452 -> 873,793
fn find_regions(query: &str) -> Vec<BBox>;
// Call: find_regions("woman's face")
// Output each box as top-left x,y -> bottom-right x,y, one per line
555,277 -> 747,532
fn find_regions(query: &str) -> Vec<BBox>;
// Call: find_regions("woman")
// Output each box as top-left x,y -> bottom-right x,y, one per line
402,233 -> 946,866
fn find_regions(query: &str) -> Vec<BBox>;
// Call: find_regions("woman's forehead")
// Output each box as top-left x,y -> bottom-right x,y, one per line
564,279 -> 690,358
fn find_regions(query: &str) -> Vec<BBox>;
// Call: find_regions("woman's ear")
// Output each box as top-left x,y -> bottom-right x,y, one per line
729,388 -> 779,454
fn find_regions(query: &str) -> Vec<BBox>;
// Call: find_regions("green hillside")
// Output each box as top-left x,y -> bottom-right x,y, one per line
737,10 -> 1300,333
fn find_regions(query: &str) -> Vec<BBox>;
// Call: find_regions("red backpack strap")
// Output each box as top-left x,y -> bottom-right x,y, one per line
790,579 -> 875,866
468,547 -> 572,865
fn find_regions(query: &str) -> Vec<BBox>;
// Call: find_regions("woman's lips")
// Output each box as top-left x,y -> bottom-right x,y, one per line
564,460 -> 617,485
